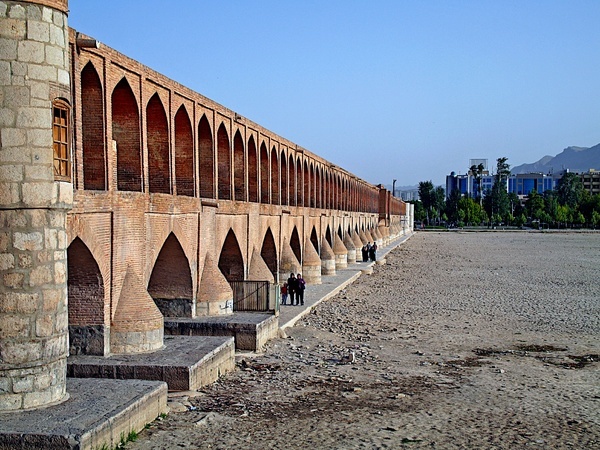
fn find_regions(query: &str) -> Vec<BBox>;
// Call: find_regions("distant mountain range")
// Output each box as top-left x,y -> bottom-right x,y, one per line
511,143 -> 600,175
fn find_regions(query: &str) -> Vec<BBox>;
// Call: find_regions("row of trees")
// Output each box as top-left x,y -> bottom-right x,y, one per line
414,158 -> 600,229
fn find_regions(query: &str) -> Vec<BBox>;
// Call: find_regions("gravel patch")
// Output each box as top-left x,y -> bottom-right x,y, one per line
128,231 -> 600,449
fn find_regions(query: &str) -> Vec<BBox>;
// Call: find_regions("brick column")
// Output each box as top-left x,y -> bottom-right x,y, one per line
0,0 -> 71,411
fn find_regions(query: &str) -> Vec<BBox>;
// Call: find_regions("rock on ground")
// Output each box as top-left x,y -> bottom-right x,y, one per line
128,231 -> 600,449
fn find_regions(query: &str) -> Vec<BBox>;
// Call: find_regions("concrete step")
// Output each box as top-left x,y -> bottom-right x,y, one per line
68,335 -> 235,391
0,378 -> 167,450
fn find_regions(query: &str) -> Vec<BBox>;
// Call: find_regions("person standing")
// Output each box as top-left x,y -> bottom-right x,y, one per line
361,244 -> 368,262
369,242 -> 378,261
280,282 -> 288,305
296,273 -> 306,306
287,273 -> 297,305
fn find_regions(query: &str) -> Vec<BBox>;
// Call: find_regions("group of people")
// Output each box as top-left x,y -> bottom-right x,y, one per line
361,242 -> 377,262
281,273 -> 306,306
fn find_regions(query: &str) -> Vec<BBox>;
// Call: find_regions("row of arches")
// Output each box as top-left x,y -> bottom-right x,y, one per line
66,209 -> 387,356
78,62 -> 380,213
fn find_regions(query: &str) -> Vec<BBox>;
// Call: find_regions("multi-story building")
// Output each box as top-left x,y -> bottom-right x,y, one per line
446,165 -> 565,200
580,170 -> 600,195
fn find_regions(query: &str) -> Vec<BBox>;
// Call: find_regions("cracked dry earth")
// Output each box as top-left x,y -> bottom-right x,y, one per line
128,232 -> 600,449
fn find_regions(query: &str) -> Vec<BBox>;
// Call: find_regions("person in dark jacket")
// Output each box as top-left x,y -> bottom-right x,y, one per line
287,273 -> 298,305
369,242 -> 377,261
361,244 -> 368,262
296,273 -> 306,306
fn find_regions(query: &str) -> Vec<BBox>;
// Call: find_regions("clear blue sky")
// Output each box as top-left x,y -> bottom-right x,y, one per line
69,0 -> 600,188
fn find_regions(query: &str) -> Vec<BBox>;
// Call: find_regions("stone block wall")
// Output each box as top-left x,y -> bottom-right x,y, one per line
0,0 -> 71,411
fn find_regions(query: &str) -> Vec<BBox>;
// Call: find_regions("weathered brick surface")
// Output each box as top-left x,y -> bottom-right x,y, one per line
2,0 -> 411,413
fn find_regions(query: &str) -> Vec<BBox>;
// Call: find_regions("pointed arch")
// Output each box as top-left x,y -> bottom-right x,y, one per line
309,163 -> 316,208
248,136 -> 258,202
310,226 -> 319,253
290,226 -> 301,263
296,156 -> 302,206
337,225 -> 343,239
113,78 -> 141,191
233,130 -> 245,201
260,142 -> 269,203
303,160 -> 310,207
325,226 -> 332,247
67,237 -> 105,355
147,233 -> 193,317
261,228 -> 278,279
198,114 -> 214,198
270,147 -> 279,205
281,150 -> 288,206
217,123 -> 231,200
147,93 -> 170,194
175,105 -> 194,196
81,62 -> 105,190
288,154 -> 296,206
316,166 -> 322,209
219,229 -> 245,281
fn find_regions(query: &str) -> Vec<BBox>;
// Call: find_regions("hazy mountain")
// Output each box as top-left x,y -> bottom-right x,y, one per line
511,144 -> 600,174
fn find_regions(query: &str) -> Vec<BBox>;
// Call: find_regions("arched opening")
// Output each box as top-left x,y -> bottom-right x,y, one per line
337,226 -> 343,239
175,106 -> 194,196
303,160 -> 310,207
289,154 -> 296,206
147,93 -> 170,194
324,171 -> 330,209
217,123 -> 231,200
281,150 -> 288,206
67,237 -> 105,355
219,229 -> 244,281
233,130 -> 245,201
113,78 -> 141,192
148,233 -> 193,317
290,226 -> 301,263
248,136 -> 258,202
325,226 -> 332,247
310,163 -> 316,208
316,166 -> 322,209
260,143 -> 269,203
296,156 -> 302,206
270,147 -> 279,205
198,114 -> 214,198
81,62 -> 105,190
310,227 -> 319,253
261,228 -> 278,279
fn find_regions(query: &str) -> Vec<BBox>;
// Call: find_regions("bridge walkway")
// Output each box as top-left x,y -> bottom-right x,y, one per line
278,233 -> 414,330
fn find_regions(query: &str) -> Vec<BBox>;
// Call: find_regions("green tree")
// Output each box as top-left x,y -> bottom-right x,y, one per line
418,181 -> 435,225
469,163 -> 485,206
543,190 -> 559,226
433,186 -> 446,224
409,200 -> 426,223
555,204 -> 570,228
591,210 -> 600,229
525,190 -> 545,222
445,188 -> 462,224
556,172 -> 584,208
483,157 -> 511,225
458,196 -> 486,226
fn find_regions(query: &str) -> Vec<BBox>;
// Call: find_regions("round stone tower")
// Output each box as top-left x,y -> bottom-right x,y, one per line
0,0 -> 71,411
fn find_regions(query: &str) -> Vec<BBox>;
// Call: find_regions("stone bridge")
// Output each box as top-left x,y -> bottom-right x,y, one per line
0,0 -> 413,417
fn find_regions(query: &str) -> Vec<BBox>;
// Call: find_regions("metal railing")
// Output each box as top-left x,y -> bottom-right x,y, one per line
229,280 -> 277,312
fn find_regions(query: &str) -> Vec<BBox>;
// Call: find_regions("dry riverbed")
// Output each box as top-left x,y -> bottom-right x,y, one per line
129,231 -> 600,449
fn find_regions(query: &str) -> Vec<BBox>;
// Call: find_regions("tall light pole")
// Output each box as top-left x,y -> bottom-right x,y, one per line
392,179 -> 397,197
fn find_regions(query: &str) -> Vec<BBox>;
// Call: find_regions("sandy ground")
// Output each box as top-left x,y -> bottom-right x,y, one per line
128,231 -> 600,450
